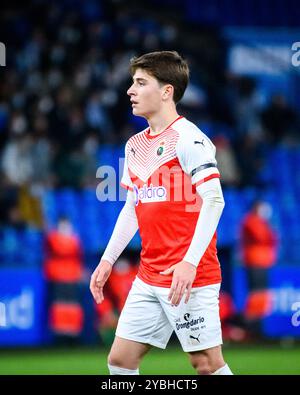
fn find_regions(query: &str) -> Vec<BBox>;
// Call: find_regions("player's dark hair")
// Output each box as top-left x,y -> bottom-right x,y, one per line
130,51 -> 189,104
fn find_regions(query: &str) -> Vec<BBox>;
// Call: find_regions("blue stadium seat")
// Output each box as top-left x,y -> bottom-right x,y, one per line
81,224 -> 107,253
81,188 -> 98,202
42,190 -> 58,228
238,188 -> 254,209
0,228 -> 44,267
0,228 -> 19,265
20,228 -> 44,266
55,188 -> 81,225
39,144 -> 300,263
97,145 -> 124,169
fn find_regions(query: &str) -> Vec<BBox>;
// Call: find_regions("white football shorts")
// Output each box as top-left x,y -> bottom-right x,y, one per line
115,277 -> 223,352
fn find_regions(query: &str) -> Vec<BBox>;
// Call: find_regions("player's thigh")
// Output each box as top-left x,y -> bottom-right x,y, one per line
156,283 -> 222,352
108,336 -> 152,368
116,277 -> 173,349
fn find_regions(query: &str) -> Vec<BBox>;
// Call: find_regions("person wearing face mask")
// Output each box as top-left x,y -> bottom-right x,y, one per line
44,216 -> 84,343
240,200 -> 278,336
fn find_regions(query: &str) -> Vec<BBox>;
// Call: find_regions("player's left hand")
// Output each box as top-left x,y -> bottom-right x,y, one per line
160,261 -> 196,306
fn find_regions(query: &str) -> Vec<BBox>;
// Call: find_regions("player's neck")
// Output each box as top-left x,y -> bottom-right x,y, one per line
147,109 -> 180,136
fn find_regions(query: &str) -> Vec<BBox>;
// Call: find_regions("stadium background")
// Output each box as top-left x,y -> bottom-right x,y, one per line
0,0 -> 300,374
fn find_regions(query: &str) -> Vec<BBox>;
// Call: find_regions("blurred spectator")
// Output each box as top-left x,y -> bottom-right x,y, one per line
0,174 -> 26,229
18,185 -> 44,228
239,200 -> 278,336
219,291 -> 248,343
85,91 -> 112,136
234,135 -> 266,187
1,133 -> 33,186
81,131 -> 100,187
231,76 -> 264,141
30,114 -> 53,183
44,216 -> 84,343
5,0 -> 299,204
52,147 -> 87,188
95,257 -> 138,345
261,94 -> 299,145
213,134 -> 240,187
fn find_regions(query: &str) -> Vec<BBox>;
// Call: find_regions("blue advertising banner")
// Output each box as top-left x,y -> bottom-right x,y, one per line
263,267 -> 300,337
232,266 -> 300,337
0,268 -> 46,346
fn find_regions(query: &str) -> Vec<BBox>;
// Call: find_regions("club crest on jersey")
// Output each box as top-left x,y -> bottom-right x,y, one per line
133,184 -> 167,206
157,141 -> 165,156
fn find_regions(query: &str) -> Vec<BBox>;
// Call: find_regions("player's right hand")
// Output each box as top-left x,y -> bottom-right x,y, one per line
90,260 -> 113,304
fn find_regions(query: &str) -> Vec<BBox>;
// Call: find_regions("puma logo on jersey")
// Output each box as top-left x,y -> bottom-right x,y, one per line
194,139 -> 205,146
130,148 -> 136,156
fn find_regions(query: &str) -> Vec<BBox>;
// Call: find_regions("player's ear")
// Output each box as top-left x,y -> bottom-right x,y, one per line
162,84 -> 174,101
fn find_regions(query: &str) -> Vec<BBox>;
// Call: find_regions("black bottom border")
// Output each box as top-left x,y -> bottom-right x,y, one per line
0,375 -> 298,392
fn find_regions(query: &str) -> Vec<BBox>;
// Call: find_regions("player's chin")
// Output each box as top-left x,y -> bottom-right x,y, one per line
132,107 -> 146,117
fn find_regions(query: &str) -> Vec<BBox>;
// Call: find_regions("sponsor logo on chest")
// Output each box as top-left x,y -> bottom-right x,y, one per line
133,184 -> 167,206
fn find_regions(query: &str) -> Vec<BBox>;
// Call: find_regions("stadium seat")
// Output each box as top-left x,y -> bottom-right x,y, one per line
55,189 -> 81,228
42,190 -> 58,228
0,227 -> 43,267
0,228 -> 19,266
97,145 -> 124,170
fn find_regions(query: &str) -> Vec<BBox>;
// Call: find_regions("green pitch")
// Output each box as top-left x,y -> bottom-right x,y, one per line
0,344 -> 299,375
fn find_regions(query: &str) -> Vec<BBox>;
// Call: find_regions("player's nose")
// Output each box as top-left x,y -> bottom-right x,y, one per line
127,84 -> 136,96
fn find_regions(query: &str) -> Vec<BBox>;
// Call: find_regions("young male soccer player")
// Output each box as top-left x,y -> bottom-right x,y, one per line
90,51 -> 233,375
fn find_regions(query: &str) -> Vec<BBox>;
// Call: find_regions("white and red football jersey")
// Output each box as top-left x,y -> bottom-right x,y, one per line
121,116 -> 222,288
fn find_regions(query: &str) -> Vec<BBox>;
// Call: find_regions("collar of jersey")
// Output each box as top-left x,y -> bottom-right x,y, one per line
145,115 -> 184,139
